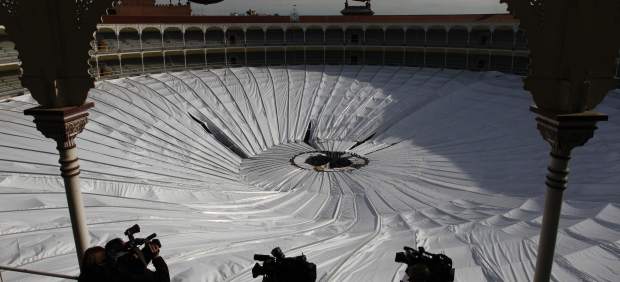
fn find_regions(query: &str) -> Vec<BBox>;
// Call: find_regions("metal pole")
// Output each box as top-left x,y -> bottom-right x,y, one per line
0,265 -> 78,280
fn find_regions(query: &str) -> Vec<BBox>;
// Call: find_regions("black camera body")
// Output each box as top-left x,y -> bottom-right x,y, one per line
103,224 -> 166,279
252,247 -> 316,282
124,224 -> 160,250
395,246 -> 455,282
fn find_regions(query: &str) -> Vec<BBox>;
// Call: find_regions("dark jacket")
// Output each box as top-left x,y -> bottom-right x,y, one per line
115,256 -> 170,282
78,264 -> 114,282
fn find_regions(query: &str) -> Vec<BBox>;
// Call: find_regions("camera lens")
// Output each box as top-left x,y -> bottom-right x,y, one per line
251,263 -> 264,278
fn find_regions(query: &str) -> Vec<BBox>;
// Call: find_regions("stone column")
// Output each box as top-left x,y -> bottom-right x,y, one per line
531,106 -> 607,282
500,1 -> 620,281
24,102 -> 95,267
0,0 -> 116,267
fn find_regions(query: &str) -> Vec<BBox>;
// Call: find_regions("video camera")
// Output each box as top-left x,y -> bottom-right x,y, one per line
252,247 -> 316,282
104,224 -> 162,268
124,224 -> 161,250
395,246 -> 455,282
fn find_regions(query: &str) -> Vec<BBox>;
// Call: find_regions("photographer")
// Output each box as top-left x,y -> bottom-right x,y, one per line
252,247 -> 316,282
79,246 -> 111,282
395,246 -> 454,282
104,238 -> 170,282
103,224 -> 170,282
401,263 -> 431,282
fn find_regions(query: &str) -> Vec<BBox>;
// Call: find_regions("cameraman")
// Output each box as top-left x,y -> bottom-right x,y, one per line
107,239 -> 170,282
401,263 -> 431,282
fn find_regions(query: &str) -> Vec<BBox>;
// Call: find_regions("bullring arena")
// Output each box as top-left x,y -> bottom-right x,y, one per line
0,1 -> 619,281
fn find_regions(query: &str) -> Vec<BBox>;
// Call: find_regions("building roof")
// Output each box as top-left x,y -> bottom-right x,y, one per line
102,14 -> 517,25
341,6 -> 374,16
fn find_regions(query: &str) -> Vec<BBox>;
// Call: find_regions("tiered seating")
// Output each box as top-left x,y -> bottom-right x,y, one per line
186,54 -> 205,69
121,58 -> 143,75
470,28 -> 492,48
406,28 -> 426,46
265,29 -> 285,46
364,29 -> 384,45
164,29 -> 185,49
447,28 -> 468,47
303,49 -> 323,65
385,29 -> 405,45
0,48 -> 18,64
226,30 -> 245,46
446,53 -> 467,69
165,54 -> 186,71
143,56 -> 165,74
324,29 -> 344,45
490,54 -> 513,73
426,28 -> 448,47
142,31 -> 163,50
205,29 -> 225,47
0,40 -> 19,64
345,30 -> 363,45
491,29 -> 516,49
163,38 -> 185,49
185,31 -> 205,48
305,29 -> 324,45
246,29 -> 265,47
246,50 -> 265,66
515,30 -> 528,50
119,39 -> 141,52
0,74 -> 24,99
95,32 -> 118,53
286,29 -> 304,45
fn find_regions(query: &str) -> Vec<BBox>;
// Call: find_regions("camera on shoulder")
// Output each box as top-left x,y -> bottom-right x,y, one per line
105,224 -> 162,268
252,247 -> 316,282
395,246 -> 454,282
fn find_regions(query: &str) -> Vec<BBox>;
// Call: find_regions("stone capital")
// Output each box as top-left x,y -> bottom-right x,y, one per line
531,106 -> 608,156
0,1 -> 117,108
502,0 -> 620,114
24,102 -> 94,150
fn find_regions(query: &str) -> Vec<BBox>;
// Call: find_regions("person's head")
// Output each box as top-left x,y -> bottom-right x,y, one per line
82,246 -> 106,268
406,263 -> 431,282
104,238 -> 126,262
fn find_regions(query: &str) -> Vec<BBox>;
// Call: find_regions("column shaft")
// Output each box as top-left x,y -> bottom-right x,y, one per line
533,153 -> 570,282
59,146 -> 89,268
